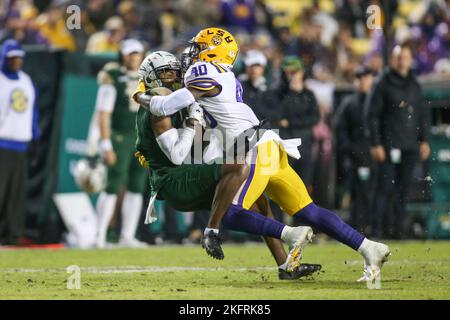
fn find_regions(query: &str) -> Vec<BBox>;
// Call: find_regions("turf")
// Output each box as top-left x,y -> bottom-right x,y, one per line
0,241 -> 449,300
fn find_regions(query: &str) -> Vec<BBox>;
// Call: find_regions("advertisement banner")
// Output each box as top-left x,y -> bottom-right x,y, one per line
57,74 -> 98,193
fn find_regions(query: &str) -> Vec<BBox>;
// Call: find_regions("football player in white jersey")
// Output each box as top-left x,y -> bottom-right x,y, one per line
134,27 -> 391,283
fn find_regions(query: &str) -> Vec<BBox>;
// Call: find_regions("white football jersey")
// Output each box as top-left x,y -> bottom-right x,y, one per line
184,61 -> 259,147
0,70 -> 35,142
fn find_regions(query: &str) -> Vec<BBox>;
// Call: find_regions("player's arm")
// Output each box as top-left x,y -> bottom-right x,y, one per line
134,86 -> 219,117
95,72 -> 117,165
146,89 -> 206,165
132,65 -> 221,117
150,115 -> 195,165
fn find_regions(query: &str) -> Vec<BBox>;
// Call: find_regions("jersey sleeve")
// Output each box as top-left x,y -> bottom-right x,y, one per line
95,84 -> 117,112
183,62 -> 223,92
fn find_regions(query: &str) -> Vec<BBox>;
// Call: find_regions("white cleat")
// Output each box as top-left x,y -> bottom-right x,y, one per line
357,240 -> 391,283
285,226 -> 314,272
357,265 -> 381,284
118,237 -> 149,248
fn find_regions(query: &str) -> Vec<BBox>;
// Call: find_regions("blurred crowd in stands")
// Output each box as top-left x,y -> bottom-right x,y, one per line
1,0 -> 449,245
1,0 -> 449,76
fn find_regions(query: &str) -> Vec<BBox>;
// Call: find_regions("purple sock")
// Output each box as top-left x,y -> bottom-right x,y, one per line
222,204 -> 285,239
295,203 -> 365,250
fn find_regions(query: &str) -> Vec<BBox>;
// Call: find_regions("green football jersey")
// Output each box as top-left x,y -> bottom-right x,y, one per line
135,106 -> 185,171
97,62 -> 140,135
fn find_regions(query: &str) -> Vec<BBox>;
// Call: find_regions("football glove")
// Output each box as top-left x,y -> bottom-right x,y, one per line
186,102 -> 206,128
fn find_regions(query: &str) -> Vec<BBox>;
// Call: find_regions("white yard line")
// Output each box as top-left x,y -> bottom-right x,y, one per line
343,259 -> 450,265
1,266 -> 276,274
2,260 -> 449,274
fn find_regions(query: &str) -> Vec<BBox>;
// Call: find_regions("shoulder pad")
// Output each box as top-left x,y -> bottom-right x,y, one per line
103,62 -> 121,71
97,70 -> 114,85
97,62 -> 120,85
184,61 -> 226,86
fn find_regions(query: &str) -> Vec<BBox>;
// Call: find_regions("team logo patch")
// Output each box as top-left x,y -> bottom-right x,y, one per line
212,35 -> 222,46
10,88 -> 28,113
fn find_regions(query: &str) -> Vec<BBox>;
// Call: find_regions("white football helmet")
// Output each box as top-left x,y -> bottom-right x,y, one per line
180,46 -> 193,74
73,158 -> 107,193
138,51 -> 181,89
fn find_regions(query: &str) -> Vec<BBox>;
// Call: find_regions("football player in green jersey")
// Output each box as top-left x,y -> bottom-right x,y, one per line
95,39 -> 148,248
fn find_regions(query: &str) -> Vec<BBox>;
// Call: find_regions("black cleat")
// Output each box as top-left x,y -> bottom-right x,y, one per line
278,263 -> 322,280
201,230 -> 224,260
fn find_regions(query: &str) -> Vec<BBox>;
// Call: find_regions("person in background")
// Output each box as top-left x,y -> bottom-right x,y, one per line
85,16 -> 126,54
305,61 -> 335,207
94,39 -> 147,248
175,0 -> 221,32
68,1 -> 96,52
285,12 -> 331,78
117,0 -> 149,44
366,43 -> 431,239
0,9 -> 48,46
277,56 -> 320,193
335,65 -> 375,234
332,23 -> 359,82
335,0 -> 370,38
85,0 -> 115,31
36,0 -> 76,51
239,50 -> 275,122
0,39 -> 39,245
220,0 -> 257,33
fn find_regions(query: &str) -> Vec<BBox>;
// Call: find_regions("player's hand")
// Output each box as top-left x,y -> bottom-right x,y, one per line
187,102 -> 206,128
420,142 -> 430,161
370,145 -> 386,162
104,150 -> 117,166
150,87 -> 173,96
132,80 -> 146,103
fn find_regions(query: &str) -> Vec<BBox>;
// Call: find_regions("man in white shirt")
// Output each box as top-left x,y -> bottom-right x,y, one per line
0,39 -> 39,245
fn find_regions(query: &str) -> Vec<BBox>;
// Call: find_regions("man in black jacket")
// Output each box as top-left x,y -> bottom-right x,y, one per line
240,50 -> 277,123
365,43 -> 430,239
335,66 -> 375,233
277,57 -> 321,190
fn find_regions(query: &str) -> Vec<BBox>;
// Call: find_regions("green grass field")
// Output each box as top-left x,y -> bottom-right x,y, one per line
1,241 -> 449,300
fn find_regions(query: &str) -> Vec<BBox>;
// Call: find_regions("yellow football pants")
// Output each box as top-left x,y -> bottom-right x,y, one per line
232,140 -> 313,215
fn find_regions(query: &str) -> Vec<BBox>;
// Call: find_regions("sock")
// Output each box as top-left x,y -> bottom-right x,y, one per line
204,227 -> 219,236
280,226 -> 297,244
222,204 -> 285,239
295,203 -> 365,250
357,238 -> 373,257
278,261 -> 288,270
120,192 -> 143,241
96,192 -> 117,244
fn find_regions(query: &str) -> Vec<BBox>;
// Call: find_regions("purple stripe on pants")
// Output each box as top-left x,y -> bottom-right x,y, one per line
237,149 -> 258,207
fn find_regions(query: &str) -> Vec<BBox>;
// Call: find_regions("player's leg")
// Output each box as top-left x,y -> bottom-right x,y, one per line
96,134 -> 130,248
267,145 -> 390,281
207,163 -> 250,233
119,149 -> 148,247
220,141 -> 313,268
251,195 -> 321,280
158,164 -> 313,269
252,196 -> 286,265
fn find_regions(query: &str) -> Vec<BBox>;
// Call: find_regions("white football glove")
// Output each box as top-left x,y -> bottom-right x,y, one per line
186,102 -> 206,128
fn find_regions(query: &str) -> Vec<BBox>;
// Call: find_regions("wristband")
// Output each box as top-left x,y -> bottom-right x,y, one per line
100,139 -> 113,152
